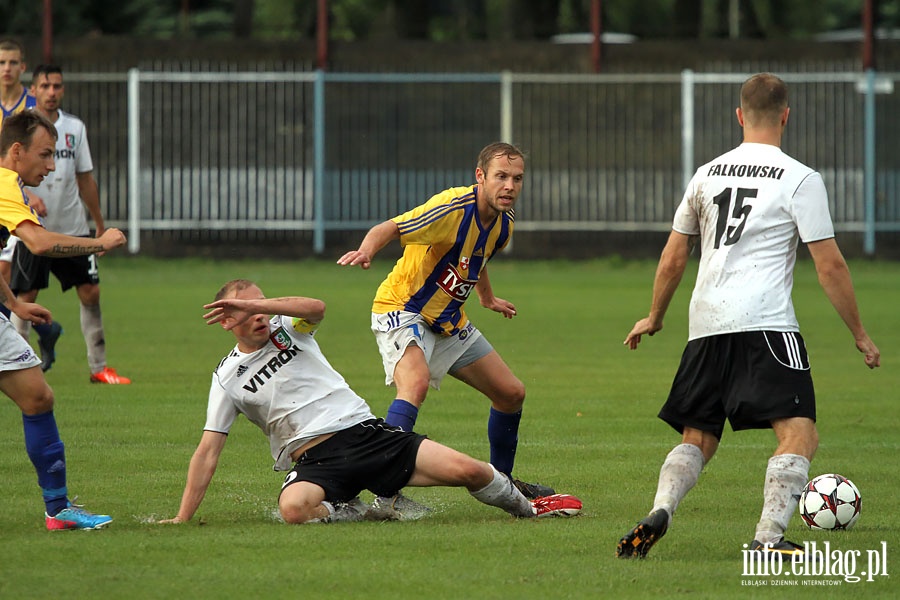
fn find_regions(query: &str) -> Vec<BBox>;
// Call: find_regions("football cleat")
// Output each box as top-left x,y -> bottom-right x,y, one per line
90,367 -> 131,384
512,478 -> 556,500
616,508 -> 669,558
329,497 -> 369,522
38,321 -> 63,372
749,538 -> 810,560
46,504 -> 113,531
365,493 -> 432,521
531,494 -> 582,518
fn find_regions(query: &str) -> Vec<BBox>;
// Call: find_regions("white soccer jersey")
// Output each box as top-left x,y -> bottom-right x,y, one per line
204,315 -> 375,471
673,142 -> 835,340
28,110 -> 94,236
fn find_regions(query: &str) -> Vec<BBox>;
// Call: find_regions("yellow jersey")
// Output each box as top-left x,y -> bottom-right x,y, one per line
0,167 -> 42,249
372,184 -> 514,336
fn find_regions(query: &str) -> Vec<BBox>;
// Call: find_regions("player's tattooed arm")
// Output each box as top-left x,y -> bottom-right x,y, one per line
49,242 -> 106,256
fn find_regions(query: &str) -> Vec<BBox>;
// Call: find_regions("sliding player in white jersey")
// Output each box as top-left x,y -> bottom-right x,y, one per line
10,65 -> 129,382
158,279 -> 582,525
617,73 -> 880,561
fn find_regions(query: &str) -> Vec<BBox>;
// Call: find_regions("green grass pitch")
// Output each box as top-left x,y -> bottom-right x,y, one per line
1,256 -> 897,599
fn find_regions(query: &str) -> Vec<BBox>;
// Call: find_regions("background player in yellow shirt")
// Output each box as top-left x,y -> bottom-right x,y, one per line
338,142 -> 554,516
0,40 -> 64,369
1,110 -> 126,529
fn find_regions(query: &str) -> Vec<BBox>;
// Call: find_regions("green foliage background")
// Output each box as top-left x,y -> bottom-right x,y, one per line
0,0 -> 879,40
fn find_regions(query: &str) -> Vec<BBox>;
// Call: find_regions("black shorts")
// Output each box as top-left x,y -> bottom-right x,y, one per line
659,331 -> 816,440
10,239 -> 99,293
279,419 -> 427,503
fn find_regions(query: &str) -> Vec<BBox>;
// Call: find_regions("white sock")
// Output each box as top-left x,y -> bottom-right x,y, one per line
755,454 -> 810,544
470,464 -> 533,518
80,303 -> 106,373
11,312 -> 31,340
652,443 -> 705,524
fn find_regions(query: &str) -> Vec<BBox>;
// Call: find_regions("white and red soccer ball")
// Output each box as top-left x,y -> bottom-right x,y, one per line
798,473 -> 861,530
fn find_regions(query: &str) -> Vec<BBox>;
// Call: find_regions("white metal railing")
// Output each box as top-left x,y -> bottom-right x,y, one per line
61,69 -> 898,255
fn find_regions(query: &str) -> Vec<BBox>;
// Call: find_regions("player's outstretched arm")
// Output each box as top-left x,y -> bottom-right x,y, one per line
203,296 -> 326,330
336,220 -> 400,269
624,230 -> 691,349
158,431 -> 227,524
807,238 -> 880,368
14,221 -> 126,257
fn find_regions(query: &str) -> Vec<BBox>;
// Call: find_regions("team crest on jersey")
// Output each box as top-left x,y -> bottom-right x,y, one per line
270,327 -> 291,350
460,256 -> 470,270
65,134 -> 75,149
236,365 -> 248,377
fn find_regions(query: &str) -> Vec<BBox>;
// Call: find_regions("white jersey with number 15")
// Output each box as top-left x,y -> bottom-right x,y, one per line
673,142 -> 835,341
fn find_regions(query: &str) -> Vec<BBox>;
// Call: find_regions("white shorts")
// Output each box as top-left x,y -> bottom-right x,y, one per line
0,236 -> 18,263
371,311 -> 492,390
0,316 -> 41,371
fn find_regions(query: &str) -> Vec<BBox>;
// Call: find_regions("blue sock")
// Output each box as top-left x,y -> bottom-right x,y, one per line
23,412 -> 69,516
385,399 -> 419,432
488,408 -> 522,476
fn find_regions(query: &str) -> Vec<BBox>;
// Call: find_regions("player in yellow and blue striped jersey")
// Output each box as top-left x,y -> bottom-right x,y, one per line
338,142 -> 555,516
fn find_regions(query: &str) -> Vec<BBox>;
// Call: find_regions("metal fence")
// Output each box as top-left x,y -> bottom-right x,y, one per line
57,69 -> 900,255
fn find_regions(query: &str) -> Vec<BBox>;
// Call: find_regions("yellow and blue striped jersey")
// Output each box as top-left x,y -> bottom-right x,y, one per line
372,184 -> 514,336
0,89 -> 36,129
0,167 -> 42,248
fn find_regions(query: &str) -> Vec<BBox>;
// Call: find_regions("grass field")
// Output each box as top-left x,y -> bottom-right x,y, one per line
1,256 -> 898,599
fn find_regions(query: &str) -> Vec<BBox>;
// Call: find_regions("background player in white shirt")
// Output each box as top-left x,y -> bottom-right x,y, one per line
9,65 -> 129,383
158,280 -> 582,525
616,73 -> 880,561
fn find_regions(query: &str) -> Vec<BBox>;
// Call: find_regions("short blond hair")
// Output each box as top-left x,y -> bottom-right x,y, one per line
214,279 -> 256,301
740,73 -> 788,128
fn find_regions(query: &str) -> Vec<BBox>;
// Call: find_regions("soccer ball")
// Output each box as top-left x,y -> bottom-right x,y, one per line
798,473 -> 861,530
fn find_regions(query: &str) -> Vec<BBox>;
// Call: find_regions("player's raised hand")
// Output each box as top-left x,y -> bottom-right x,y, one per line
336,250 -> 372,269
203,297 -> 254,329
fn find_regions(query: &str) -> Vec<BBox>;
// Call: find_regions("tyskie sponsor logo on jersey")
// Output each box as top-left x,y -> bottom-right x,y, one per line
437,264 -> 477,302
